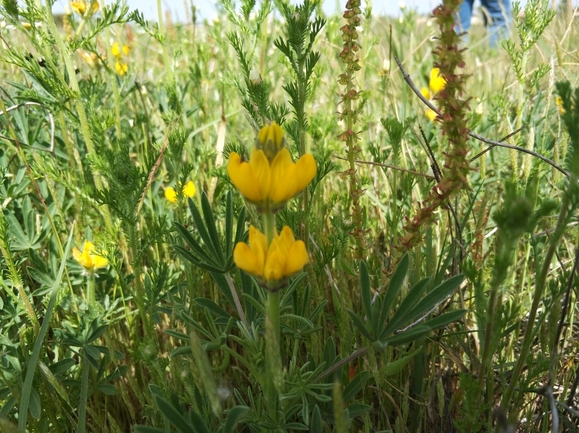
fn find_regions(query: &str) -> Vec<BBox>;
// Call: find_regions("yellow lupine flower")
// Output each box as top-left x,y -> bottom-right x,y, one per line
429,67 -> 446,94
70,1 -> 99,16
234,226 -> 308,290
227,122 -> 316,212
165,181 -> 196,204
73,240 -> 108,275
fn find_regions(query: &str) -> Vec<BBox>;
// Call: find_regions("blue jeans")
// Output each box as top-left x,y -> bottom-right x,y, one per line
457,0 -> 512,48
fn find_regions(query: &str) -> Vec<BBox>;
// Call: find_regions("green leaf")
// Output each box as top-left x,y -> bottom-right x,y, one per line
382,325 -> 431,346
347,310 -> 374,342
154,394 -> 196,433
28,388 -> 41,419
346,403 -> 371,418
134,427 -> 166,433
194,298 -> 232,320
381,277 -> 430,340
343,370 -> 372,401
222,406 -> 249,433
359,261 -> 373,327
310,405 -> 323,433
188,196 -> 222,263
200,193 -> 224,263
419,310 -> 467,332
406,275 -> 464,323
224,192 -> 234,258
378,253 -> 409,331
383,347 -> 422,376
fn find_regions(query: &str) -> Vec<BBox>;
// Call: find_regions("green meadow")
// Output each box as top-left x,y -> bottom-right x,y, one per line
1,0 -> 579,431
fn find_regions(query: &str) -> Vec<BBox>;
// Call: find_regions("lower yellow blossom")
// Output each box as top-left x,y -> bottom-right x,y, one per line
73,240 -> 108,275
234,226 -> 309,291
115,61 -> 128,76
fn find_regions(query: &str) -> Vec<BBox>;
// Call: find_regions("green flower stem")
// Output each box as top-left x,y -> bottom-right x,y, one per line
127,223 -> 151,338
77,348 -> 91,433
262,211 -> 281,421
502,191 -> 571,413
87,275 -> 95,308
225,272 -> 248,326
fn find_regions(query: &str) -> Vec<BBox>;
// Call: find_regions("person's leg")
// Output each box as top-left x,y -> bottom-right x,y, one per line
456,0 -> 475,34
481,0 -> 512,47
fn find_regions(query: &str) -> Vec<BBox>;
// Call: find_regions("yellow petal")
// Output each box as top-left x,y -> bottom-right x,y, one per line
91,254 -> 108,270
294,154 -> 316,193
429,68 -> 446,94
182,181 -> 196,198
165,187 -> 177,203
248,226 -> 267,272
249,148 -> 271,199
234,242 -> 263,277
111,42 -> 121,57
284,240 -> 308,276
257,122 -> 284,159
115,61 -> 128,76
72,247 -> 83,263
122,44 -> 129,56
421,87 -> 431,100
227,152 -> 263,203
425,108 -> 438,122
264,240 -> 285,281
269,148 -> 297,203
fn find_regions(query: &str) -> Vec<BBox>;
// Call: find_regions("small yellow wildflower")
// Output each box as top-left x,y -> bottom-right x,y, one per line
111,42 -> 130,58
429,67 -> 446,94
421,87 -> 438,121
227,122 -> 316,213
70,1 -> 99,16
165,181 -> 197,204
114,61 -> 128,76
234,225 -> 309,290
556,96 -> 565,115
73,240 -> 108,275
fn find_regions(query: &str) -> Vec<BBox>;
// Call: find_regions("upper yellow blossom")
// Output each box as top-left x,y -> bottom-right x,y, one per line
429,67 -> 446,94
234,226 -> 308,290
165,181 -> 197,204
73,240 -> 108,275
227,123 -> 316,212
421,87 -> 438,121
70,1 -> 99,16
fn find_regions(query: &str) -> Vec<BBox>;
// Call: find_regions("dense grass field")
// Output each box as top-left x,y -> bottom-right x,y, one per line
1,0 -> 579,432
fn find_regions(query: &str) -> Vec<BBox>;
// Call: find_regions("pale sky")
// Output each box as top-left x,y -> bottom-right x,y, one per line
44,0 -> 555,22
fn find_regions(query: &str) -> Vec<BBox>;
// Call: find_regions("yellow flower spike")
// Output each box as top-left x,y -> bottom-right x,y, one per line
164,187 -> 178,204
71,1 -> 99,15
73,240 -> 108,275
429,68 -> 446,94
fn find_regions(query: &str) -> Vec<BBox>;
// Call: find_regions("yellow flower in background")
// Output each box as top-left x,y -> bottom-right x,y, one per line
227,122 -> 316,212
70,1 -> 99,15
234,226 -> 308,289
165,181 -> 196,204
111,42 -> 130,58
421,87 -> 438,121
556,96 -> 565,115
73,240 -> 108,275
115,61 -> 128,76
429,67 -> 446,94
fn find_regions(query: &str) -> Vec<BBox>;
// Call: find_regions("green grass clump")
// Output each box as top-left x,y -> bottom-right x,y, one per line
1,0 -> 579,431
